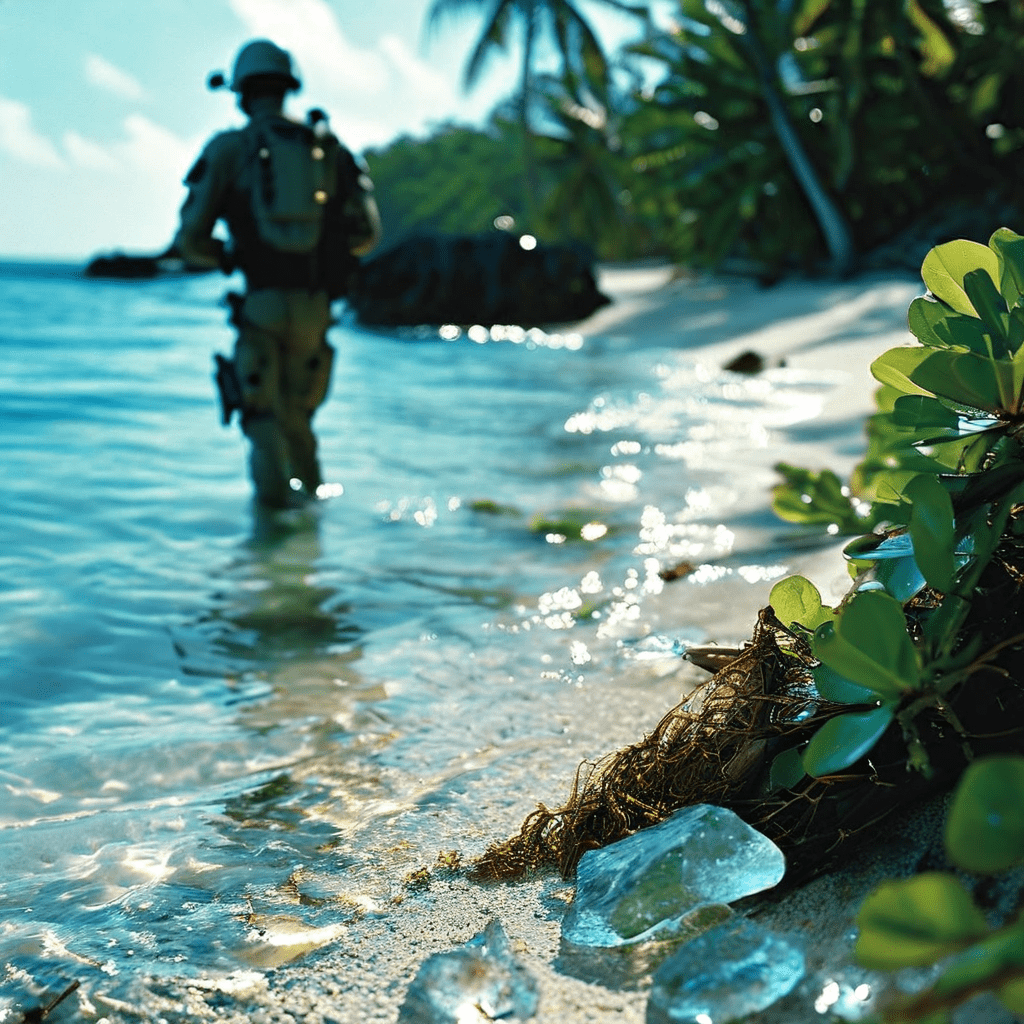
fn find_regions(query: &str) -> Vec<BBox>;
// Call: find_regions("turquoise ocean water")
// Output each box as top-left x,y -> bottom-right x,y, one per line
0,260 -> 890,1012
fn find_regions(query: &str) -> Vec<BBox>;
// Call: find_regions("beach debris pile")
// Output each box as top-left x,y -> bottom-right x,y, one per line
398,919 -> 538,1024
561,804 -> 785,947
470,609 -> 831,882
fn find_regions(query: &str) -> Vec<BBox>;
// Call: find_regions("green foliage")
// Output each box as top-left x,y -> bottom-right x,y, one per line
856,873 -> 989,970
945,756 -> 1024,874
765,234 -> 1024,1018
771,462 -> 878,534
856,758 -> 1024,1022
769,574 -> 835,633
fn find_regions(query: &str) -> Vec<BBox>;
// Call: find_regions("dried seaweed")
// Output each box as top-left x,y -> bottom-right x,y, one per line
473,609 -> 827,881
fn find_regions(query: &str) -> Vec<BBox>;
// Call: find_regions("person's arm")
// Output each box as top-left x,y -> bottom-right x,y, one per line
173,133 -> 238,272
338,150 -> 381,256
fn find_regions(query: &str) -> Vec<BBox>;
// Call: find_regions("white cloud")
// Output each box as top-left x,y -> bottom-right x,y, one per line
0,96 -> 64,168
84,53 -> 148,101
62,115 -> 197,181
117,114 -> 194,174
64,129 -> 121,170
227,0 -> 389,95
378,33 -> 450,102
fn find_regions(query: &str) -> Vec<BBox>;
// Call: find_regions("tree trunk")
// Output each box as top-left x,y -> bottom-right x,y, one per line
519,4 -> 542,233
740,6 -> 855,276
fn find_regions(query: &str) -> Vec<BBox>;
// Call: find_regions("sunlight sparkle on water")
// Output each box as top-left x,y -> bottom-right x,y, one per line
814,979 -> 873,1015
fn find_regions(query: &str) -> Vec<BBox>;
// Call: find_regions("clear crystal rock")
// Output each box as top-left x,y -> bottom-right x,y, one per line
562,804 -> 786,947
646,917 -> 806,1023
398,918 -> 539,1023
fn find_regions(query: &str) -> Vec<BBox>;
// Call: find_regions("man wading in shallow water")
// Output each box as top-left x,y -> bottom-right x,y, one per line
175,39 -> 381,508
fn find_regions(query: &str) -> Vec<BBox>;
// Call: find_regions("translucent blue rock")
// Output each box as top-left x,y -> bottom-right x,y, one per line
646,917 -> 806,1023
398,918 -> 539,1023
562,804 -> 786,947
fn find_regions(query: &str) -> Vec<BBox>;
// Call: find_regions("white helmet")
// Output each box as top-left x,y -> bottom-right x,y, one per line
229,39 -> 301,93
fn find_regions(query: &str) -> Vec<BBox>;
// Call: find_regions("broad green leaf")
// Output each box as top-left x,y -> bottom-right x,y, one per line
933,924 -> 1024,1000
871,347 -> 936,397
770,575 -> 835,632
905,474 -> 956,593
769,746 -> 806,791
1009,306 -> 1024,354
802,704 -> 895,778
891,394 -> 961,433
963,269 -> 1009,354
911,350 -> 1003,413
999,974 -> 1024,1013
933,312 -> 991,355
855,873 -> 989,969
812,663 -> 877,704
921,240 -> 999,315
1011,345 -> 1024,415
989,227 -> 1024,310
908,295 -> 953,349
945,756 -> 1024,873
812,590 -> 920,698
871,552 -> 928,603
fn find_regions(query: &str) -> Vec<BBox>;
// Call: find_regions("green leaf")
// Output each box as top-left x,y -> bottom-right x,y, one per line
989,227 -> 1024,311
911,349 -> 1003,413
904,474 -> 956,593
962,268 -> 1009,354
1009,306 -> 1024,354
945,756 -> 1024,873
871,347 -> 936,397
999,974 -> 1024,1013
769,746 -> 806,791
921,240 -> 1000,315
812,663 -> 878,704
905,0 -> 956,78
855,873 -> 989,969
891,394 -> 961,433
771,465 -> 869,533
802,704 -> 895,777
908,295 -> 954,349
932,924 -> 1024,1000
933,310 -> 994,355
769,575 -> 835,632
812,590 -> 920,698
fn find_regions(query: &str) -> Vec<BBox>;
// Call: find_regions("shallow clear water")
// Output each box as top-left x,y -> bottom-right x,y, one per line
0,262 -> 883,1008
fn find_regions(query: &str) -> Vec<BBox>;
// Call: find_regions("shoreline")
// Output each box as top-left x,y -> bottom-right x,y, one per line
99,266 -> 980,1024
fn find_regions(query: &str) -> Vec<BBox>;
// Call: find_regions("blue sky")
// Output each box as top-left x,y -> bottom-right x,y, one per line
0,0 -> 648,260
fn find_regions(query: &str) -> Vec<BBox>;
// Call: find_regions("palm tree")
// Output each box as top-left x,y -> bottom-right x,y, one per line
425,0 -> 647,231
730,0 -> 854,275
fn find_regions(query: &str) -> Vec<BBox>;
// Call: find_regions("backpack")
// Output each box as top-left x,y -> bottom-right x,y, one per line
247,116 -> 339,254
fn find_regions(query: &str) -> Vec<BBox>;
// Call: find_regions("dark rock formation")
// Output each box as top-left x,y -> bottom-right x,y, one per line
84,247 -> 209,280
347,232 -> 610,327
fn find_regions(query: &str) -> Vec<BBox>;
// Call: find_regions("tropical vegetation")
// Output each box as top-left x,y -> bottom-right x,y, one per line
767,231 -> 1024,1020
365,0 -> 1024,275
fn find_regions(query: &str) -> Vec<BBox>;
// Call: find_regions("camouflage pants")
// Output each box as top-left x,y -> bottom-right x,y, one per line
233,289 -> 334,508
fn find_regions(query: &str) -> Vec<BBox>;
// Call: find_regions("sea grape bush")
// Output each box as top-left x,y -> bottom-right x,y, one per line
768,230 -> 1024,1020
856,756 -> 1024,1022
